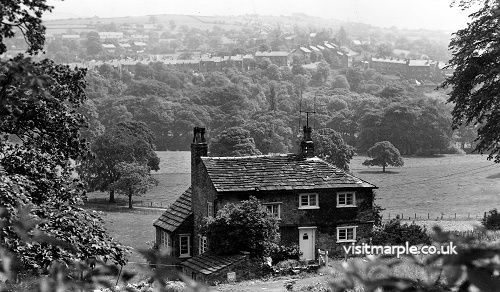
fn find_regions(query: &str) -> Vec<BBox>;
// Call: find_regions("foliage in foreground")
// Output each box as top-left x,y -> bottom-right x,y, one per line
200,196 -> 280,258
0,209 -> 209,292
330,227 -> 500,292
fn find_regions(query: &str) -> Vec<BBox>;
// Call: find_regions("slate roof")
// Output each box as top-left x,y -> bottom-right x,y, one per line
201,154 -> 376,193
180,253 -> 247,275
255,51 -> 290,57
153,187 -> 192,232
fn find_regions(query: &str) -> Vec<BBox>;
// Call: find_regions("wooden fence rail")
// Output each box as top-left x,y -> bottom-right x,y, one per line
384,212 -> 488,221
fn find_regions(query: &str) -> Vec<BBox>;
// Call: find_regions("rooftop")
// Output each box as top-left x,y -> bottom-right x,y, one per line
153,187 -> 192,232
408,59 -> 430,67
180,253 -> 247,275
201,154 -> 376,193
371,57 -> 407,64
255,51 -> 290,57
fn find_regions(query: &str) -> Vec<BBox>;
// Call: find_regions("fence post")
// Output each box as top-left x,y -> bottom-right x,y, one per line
428,213 -> 430,220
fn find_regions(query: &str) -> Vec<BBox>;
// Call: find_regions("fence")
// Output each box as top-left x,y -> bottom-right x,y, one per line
384,212 -> 488,221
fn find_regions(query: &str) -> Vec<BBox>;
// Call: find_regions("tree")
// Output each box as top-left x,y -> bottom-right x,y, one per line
316,61 -> 330,84
81,121 -> 160,202
200,197 -> 280,257
210,127 -> 262,157
0,0 -> 126,271
314,128 -> 355,171
331,75 -> 350,90
85,31 -> 102,56
363,141 -> 404,172
443,0 -> 500,162
336,27 -> 348,46
112,162 -> 158,209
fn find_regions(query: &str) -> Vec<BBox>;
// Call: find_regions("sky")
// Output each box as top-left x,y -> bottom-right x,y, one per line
45,0 -> 473,32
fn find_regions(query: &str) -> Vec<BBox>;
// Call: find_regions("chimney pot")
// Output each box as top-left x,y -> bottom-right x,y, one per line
300,126 -> 314,158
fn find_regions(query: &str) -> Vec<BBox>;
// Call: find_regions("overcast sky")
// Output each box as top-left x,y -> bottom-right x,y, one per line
45,0 -> 472,32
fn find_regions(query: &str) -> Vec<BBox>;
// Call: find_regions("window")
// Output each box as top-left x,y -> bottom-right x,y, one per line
299,193 -> 319,209
198,236 -> 208,254
337,192 -> 356,207
264,203 -> 281,218
159,230 -> 172,255
207,202 -> 214,217
337,226 -> 357,243
179,234 -> 191,257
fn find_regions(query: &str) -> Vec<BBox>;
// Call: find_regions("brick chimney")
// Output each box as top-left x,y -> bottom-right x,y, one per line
191,127 -> 208,186
300,126 -> 314,158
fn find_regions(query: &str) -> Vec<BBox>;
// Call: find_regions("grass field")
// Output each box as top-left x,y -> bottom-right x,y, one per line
349,154 -> 500,219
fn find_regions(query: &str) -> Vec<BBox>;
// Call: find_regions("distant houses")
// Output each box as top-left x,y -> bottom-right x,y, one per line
369,57 -> 446,81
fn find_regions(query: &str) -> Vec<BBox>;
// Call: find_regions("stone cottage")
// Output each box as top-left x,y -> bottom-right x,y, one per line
153,126 -> 378,268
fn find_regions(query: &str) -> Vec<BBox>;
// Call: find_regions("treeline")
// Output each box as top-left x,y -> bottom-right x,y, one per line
83,59 -> 475,155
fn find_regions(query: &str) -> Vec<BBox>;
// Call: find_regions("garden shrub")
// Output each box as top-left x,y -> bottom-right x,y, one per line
482,209 -> 500,230
270,244 -> 301,265
371,219 -> 431,245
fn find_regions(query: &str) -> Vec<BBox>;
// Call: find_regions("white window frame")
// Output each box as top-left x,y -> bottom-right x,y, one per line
337,226 -> 357,243
337,192 -> 356,207
160,230 -> 172,255
198,235 -> 208,254
207,201 -> 214,217
179,234 -> 191,258
263,203 -> 282,219
298,193 -> 319,209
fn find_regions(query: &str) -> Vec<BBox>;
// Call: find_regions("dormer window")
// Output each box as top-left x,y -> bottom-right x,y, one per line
337,192 -> 356,207
299,193 -> 319,209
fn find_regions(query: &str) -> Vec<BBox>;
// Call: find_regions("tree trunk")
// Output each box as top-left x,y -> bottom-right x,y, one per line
128,193 -> 133,209
109,189 -> 115,203
383,165 -> 386,173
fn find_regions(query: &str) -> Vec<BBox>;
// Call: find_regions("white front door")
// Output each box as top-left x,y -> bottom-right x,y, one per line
298,227 -> 316,260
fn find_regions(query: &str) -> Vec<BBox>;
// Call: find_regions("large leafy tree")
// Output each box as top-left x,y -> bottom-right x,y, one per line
81,121 -> 160,203
314,128 -> 355,171
443,0 -> 500,162
363,141 -> 404,172
210,127 -> 262,157
111,162 -> 158,209
0,0 -> 126,271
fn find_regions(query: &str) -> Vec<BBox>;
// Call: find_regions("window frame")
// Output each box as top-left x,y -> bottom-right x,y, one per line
207,201 -> 214,217
160,230 -> 172,255
179,234 -> 191,258
336,192 -> 356,208
198,235 -> 208,254
298,193 -> 319,209
263,202 -> 282,219
336,226 -> 357,243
